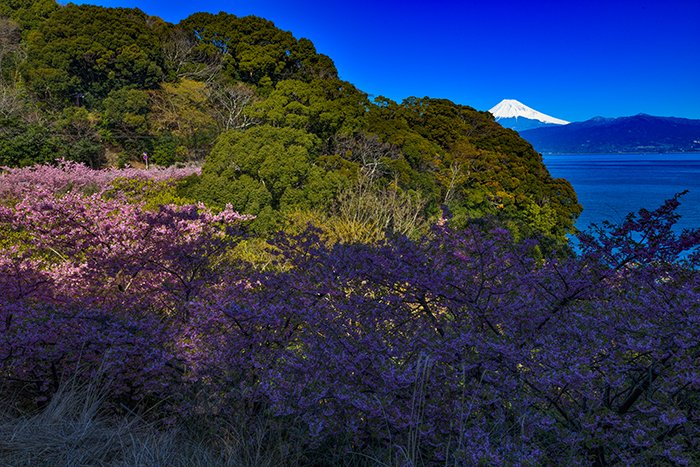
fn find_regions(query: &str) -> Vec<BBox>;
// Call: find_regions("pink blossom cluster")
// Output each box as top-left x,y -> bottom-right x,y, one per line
0,168 -> 698,463
0,182 -> 250,402
0,159 -> 201,199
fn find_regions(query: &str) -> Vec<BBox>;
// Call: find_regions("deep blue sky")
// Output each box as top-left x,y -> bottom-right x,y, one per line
71,0 -> 700,122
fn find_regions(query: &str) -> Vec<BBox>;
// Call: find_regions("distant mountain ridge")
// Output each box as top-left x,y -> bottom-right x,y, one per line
489,99 -> 569,131
519,114 -> 700,154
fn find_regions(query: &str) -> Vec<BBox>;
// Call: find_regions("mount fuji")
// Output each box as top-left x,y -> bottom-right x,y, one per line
489,99 -> 569,132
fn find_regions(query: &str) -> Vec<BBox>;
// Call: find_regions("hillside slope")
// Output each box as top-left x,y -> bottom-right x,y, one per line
520,114 -> 700,153
0,0 -> 580,241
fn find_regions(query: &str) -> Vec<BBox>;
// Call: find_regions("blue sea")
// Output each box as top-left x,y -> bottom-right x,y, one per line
543,153 -> 700,233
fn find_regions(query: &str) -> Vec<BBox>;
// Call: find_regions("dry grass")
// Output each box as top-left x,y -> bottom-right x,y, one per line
0,370 -> 443,466
0,376 -> 302,467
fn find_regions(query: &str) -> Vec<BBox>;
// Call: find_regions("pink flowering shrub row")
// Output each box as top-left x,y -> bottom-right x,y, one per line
0,159 -> 200,199
0,164 -> 698,464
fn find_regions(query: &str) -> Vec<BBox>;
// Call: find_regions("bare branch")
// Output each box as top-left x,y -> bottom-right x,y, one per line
0,81 -> 24,118
163,29 -> 224,82
334,133 -> 400,181
205,82 -> 260,131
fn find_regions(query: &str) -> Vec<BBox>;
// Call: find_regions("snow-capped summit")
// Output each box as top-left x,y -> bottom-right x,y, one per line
489,99 -> 569,131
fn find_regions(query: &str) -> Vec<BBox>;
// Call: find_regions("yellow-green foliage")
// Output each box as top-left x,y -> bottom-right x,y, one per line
0,223 -> 28,251
148,79 -> 219,162
229,237 -> 277,271
106,178 -> 195,209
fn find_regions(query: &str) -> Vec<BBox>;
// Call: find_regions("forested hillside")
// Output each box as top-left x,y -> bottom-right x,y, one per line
0,0 -> 579,242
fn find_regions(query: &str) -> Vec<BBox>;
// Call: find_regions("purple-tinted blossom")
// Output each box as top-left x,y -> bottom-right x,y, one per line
1,164 -> 698,464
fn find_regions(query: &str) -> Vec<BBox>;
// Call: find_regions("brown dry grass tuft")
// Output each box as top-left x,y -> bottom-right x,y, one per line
0,376 -> 301,467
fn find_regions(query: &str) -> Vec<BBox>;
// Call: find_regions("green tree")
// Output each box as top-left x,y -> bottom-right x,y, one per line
55,106 -> 104,167
248,78 -> 369,142
195,125 -> 321,213
0,17 -> 23,82
148,79 -> 219,161
0,0 -> 57,30
24,4 -> 165,106
100,88 -> 151,153
0,118 -> 62,166
179,12 -> 338,86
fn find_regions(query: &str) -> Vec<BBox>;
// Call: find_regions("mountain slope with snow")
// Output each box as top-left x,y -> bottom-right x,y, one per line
489,99 -> 569,131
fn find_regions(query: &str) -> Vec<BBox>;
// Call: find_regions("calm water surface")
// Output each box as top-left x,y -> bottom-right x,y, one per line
543,153 -> 700,232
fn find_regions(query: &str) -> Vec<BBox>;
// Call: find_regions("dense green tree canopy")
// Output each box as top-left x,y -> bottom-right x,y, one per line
179,12 -> 337,86
196,125 -> 320,210
24,4 -> 165,105
248,78 -> 369,141
0,0 -> 56,30
364,96 -> 581,240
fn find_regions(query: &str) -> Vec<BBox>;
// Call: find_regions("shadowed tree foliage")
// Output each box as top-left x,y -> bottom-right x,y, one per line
100,88 -> 151,153
0,17 -> 23,81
